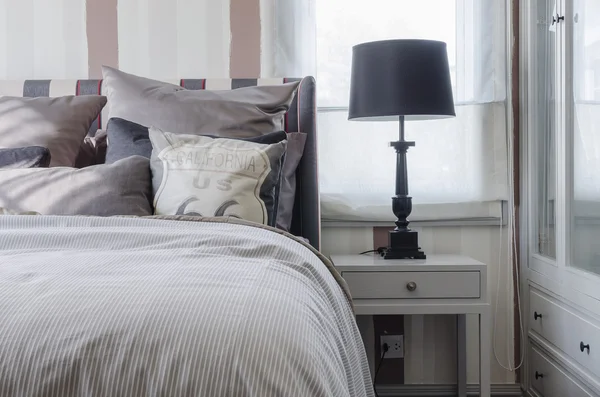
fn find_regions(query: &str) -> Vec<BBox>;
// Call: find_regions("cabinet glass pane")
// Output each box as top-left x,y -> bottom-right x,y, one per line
570,0 -> 600,273
533,0 -> 556,259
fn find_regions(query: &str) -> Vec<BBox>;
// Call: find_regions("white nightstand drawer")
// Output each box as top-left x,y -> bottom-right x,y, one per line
341,271 -> 480,299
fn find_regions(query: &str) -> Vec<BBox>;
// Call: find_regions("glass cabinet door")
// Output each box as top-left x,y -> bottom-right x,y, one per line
569,0 -> 600,273
531,0 -> 557,259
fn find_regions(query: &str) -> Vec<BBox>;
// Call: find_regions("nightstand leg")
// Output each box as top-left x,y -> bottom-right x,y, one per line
479,310 -> 491,397
457,314 -> 467,397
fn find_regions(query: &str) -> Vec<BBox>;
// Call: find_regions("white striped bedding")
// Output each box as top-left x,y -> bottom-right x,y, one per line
0,215 -> 374,397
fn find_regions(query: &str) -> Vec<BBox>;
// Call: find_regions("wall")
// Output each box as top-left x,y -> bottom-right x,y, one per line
0,0 -> 517,387
0,0 -> 259,80
0,0 -> 88,79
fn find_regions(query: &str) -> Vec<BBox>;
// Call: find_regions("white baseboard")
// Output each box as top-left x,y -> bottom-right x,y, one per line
373,383 -> 523,397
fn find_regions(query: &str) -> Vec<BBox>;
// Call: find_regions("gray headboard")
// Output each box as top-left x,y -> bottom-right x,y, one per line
4,77 -> 320,250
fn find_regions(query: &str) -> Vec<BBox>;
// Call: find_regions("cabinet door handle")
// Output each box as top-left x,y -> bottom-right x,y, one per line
535,371 -> 544,380
580,341 -> 590,353
406,282 -> 417,292
552,14 -> 565,25
534,311 -> 542,320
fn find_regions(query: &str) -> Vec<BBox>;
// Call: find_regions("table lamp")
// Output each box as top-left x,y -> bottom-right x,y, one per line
348,39 -> 456,260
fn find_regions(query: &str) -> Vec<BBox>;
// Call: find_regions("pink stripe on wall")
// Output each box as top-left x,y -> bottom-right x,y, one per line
229,0 -> 261,78
86,0 -> 119,78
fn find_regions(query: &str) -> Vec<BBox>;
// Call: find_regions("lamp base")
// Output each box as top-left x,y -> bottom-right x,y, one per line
381,229 -> 426,260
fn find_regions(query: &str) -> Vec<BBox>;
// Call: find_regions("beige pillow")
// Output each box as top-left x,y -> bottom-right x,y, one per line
0,95 -> 107,167
0,156 -> 152,216
102,66 -> 299,138
149,128 -> 287,226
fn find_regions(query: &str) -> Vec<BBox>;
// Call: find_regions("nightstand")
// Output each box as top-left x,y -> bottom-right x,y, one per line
330,254 -> 491,397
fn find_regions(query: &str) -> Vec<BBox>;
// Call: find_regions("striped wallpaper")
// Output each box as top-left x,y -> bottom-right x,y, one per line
0,0 -> 260,80
0,0 -> 88,79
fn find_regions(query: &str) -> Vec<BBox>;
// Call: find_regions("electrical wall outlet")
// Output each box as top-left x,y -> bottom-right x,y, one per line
380,335 -> 404,358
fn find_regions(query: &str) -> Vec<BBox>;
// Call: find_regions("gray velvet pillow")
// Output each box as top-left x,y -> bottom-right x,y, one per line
0,95 -> 107,167
149,128 -> 287,226
0,156 -> 152,216
106,117 -> 306,230
0,147 -> 51,169
102,66 -> 299,138
105,118 -> 153,164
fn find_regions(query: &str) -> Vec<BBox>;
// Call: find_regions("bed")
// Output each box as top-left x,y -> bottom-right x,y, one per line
0,71 -> 374,396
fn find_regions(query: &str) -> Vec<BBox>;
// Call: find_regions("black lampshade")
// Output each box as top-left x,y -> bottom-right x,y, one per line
348,39 -> 456,121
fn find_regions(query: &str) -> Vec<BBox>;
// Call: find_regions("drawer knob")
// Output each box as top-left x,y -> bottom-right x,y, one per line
535,371 -> 544,380
534,311 -> 542,320
580,341 -> 590,354
406,282 -> 417,292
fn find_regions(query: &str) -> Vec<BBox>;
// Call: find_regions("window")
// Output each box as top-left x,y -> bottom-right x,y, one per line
573,0 -> 600,208
262,0 -> 510,222
573,0 -> 600,102
313,0 -> 510,222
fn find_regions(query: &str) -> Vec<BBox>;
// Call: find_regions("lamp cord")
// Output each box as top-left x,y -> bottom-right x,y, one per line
360,249 -> 377,255
373,343 -> 389,397
359,247 -> 387,255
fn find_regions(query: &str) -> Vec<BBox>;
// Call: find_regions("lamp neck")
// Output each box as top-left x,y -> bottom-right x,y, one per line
399,115 -> 405,141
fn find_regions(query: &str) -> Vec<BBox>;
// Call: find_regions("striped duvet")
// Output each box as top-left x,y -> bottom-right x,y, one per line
0,216 -> 373,397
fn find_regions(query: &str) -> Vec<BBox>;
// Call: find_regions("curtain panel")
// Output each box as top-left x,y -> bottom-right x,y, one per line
260,0 -> 317,79
0,0 -> 88,79
263,0 -> 511,222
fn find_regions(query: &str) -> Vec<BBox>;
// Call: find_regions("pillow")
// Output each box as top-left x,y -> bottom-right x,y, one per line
0,156 -> 152,216
102,66 -> 299,138
275,132 -> 307,231
107,117 -> 307,230
149,127 -> 287,226
0,208 -> 40,215
105,118 -> 154,163
0,146 -> 51,169
74,130 -> 108,168
0,95 -> 107,166
94,130 -> 108,165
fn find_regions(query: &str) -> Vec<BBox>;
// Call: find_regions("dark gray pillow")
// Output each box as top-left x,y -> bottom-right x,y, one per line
105,117 -> 307,231
106,118 -> 151,164
0,146 -> 51,169
107,117 -> 290,162
0,156 -> 152,216
276,132 -> 306,231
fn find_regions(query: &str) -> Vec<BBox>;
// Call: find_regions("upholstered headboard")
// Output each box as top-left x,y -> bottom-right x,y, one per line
0,77 -> 320,250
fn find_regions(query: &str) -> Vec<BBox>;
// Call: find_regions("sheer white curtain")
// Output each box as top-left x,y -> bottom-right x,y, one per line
260,0 -> 316,78
263,0 -> 509,222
